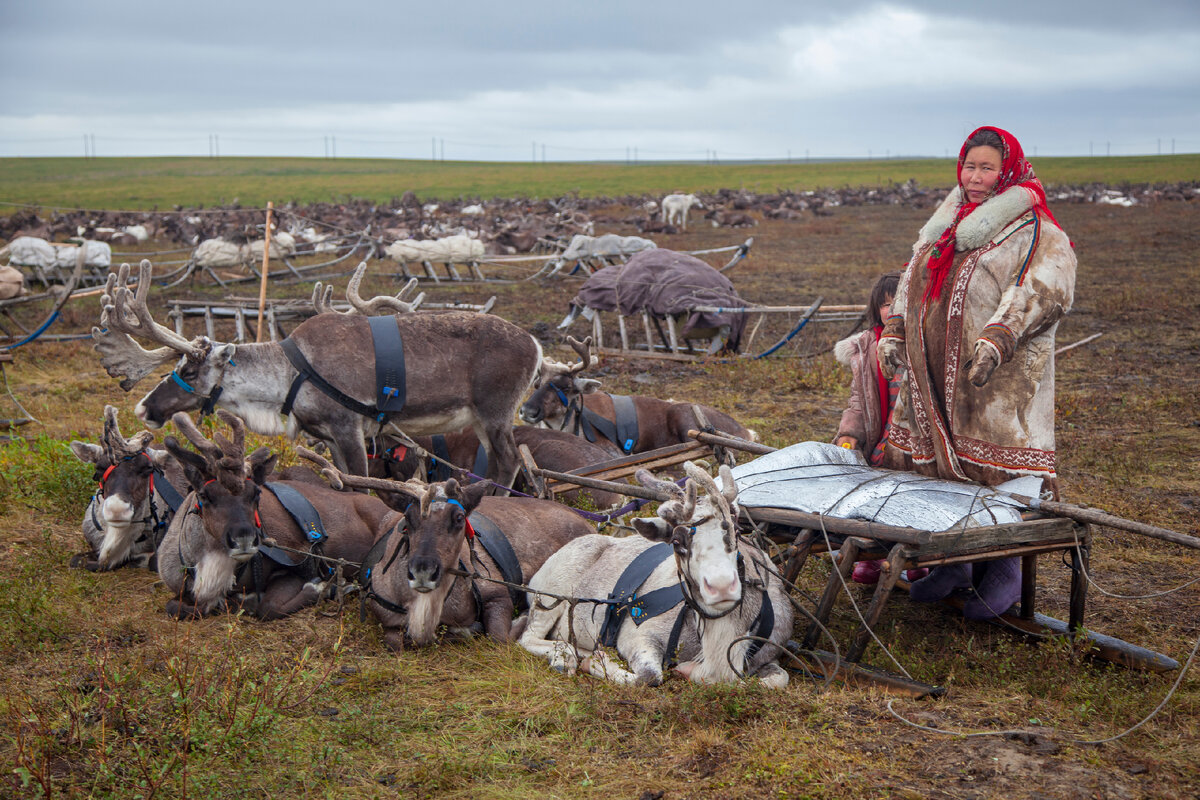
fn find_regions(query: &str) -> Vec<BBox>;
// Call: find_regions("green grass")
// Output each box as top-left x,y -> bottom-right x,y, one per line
3,154 -> 1199,210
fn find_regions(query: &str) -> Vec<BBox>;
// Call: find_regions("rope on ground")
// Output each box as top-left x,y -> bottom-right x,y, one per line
886,624 -> 1199,746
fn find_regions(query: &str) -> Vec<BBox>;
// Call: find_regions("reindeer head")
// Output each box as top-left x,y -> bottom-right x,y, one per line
519,335 -> 601,426
297,446 -> 489,646
70,405 -> 168,568
165,410 -> 276,562
632,462 -> 742,613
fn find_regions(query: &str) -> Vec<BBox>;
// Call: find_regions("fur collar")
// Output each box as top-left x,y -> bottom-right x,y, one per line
833,330 -> 868,367
918,186 -> 1034,251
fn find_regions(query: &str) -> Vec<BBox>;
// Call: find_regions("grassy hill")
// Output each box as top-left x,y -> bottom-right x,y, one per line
2,154 -> 1198,210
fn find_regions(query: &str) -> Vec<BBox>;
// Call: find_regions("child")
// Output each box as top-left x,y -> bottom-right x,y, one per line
833,272 -> 926,584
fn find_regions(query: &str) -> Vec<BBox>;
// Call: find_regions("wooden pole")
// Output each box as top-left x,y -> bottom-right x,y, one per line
255,201 -> 274,343
1012,494 -> 1200,551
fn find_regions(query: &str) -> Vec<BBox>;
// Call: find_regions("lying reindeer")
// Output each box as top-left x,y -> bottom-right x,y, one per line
156,411 -> 394,619
301,448 -> 595,650
520,336 -> 754,454
69,405 -> 187,571
519,462 -> 793,688
368,425 -> 622,509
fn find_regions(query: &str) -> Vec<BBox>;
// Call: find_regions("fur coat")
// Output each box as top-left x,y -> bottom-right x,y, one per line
879,185 -> 1076,489
833,329 -> 885,456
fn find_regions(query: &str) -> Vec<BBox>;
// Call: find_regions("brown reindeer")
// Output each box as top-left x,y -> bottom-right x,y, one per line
520,337 -> 754,453
369,425 -> 622,509
69,405 -> 188,571
92,260 -> 543,487
301,448 -> 594,650
156,411 -> 395,620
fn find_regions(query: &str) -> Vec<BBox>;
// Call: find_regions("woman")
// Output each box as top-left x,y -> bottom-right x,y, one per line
876,126 -> 1076,617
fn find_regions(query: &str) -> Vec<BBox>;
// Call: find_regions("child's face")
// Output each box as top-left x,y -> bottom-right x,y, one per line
879,294 -> 894,320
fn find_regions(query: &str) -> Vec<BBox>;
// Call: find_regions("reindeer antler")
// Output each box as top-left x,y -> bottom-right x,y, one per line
101,404 -> 153,461
635,466 -> 697,525
171,410 -> 247,492
296,446 -> 427,502
683,462 -> 737,524
92,261 -> 203,390
539,334 -> 599,381
311,262 -> 425,315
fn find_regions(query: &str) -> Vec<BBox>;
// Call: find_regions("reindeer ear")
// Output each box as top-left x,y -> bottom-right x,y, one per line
460,480 -> 490,513
631,517 -> 672,542
70,441 -> 104,464
164,436 -> 208,491
573,378 -> 602,394
247,447 -> 277,485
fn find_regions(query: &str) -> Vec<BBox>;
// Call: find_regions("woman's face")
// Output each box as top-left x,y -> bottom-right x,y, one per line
960,145 -> 1004,204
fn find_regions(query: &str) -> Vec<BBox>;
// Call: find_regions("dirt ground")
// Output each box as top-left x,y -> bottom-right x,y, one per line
2,198 -> 1198,799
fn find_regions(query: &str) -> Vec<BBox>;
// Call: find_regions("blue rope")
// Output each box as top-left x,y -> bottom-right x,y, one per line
0,310 -> 60,352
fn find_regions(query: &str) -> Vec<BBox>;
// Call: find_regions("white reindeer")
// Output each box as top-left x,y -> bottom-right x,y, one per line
660,193 -> 703,230
518,462 -> 792,688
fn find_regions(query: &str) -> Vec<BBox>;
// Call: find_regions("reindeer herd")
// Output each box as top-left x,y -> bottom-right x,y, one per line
70,259 -> 793,688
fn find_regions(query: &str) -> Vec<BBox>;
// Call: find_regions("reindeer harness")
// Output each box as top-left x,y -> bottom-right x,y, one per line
561,392 -> 639,455
598,537 -> 776,669
279,317 -> 408,422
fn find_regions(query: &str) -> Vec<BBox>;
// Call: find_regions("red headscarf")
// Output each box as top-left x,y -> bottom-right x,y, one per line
924,126 -> 1062,301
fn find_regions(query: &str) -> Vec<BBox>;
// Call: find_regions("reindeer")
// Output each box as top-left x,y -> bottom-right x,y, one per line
660,193 -> 703,230
69,405 -> 188,571
520,337 -> 754,454
300,448 -> 595,650
519,462 -> 792,687
156,411 -> 395,620
369,425 -> 622,509
92,260 -> 543,487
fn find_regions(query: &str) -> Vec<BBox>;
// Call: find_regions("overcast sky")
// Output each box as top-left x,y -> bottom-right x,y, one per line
2,0 -> 1197,161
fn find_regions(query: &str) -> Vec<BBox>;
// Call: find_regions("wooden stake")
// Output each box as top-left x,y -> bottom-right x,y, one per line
255,201 -> 274,343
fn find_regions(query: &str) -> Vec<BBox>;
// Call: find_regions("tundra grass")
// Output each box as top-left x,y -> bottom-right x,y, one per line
2,154 -> 1199,211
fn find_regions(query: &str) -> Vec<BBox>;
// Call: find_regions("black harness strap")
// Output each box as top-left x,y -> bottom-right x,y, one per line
368,315 -> 407,413
359,523 -> 412,619
429,435 -> 453,482
280,338 -> 383,420
261,482 -> 330,579
569,394 -> 639,454
599,542 -> 681,648
744,588 -> 775,663
468,510 -> 525,612
471,444 -> 489,480
152,468 -> 185,514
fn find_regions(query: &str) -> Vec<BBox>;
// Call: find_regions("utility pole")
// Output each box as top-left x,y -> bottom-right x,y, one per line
541,143 -> 545,162
440,138 -> 444,161
332,136 -> 336,159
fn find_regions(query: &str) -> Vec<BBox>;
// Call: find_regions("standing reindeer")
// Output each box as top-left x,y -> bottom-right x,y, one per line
92,260 -> 543,487
520,336 -> 754,453
301,448 -> 595,650
519,462 -> 793,688
156,411 -> 394,619
69,405 -> 187,571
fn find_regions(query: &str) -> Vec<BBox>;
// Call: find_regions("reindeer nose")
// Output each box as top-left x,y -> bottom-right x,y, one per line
702,573 -> 741,604
519,405 -> 542,424
226,525 -> 260,559
101,496 -> 134,524
408,557 -> 441,591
